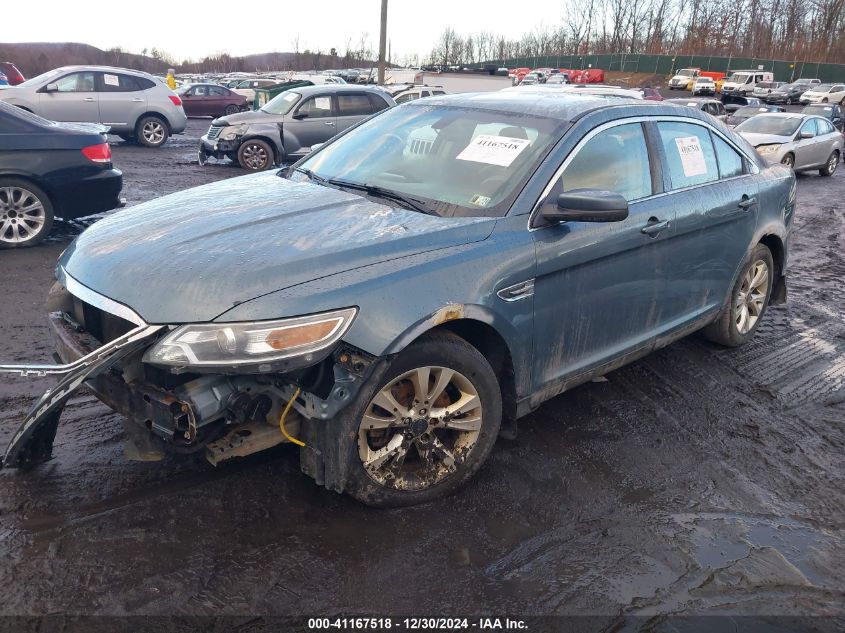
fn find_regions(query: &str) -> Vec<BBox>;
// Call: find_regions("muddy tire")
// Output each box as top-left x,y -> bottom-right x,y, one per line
819,150 -> 839,177
0,178 -> 54,248
237,139 -> 273,171
342,331 -> 502,507
702,243 -> 774,347
135,116 -> 169,148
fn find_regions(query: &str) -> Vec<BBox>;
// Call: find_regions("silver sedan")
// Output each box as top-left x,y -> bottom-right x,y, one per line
736,112 -> 843,175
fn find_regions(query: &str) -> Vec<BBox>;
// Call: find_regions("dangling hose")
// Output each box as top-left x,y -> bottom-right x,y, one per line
279,387 -> 306,447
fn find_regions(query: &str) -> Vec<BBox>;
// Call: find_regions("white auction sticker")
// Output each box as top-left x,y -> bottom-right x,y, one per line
457,135 -> 531,167
103,74 -> 119,87
315,96 -> 331,110
674,136 -> 708,177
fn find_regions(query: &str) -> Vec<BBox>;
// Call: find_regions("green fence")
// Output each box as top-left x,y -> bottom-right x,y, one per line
478,53 -> 845,83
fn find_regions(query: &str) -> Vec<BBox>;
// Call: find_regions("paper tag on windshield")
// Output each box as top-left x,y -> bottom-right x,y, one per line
457,135 -> 531,167
674,136 -> 707,177
104,74 -> 119,87
469,194 -> 491,207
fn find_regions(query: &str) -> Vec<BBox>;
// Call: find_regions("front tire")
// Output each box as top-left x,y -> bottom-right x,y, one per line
237,139 -> 274,171
820,151 -> 839,176
781,153 -> 795,168
343,331 -> 502,507
135,116 -> 169,148
0,178 -> 54,248
702,244 -> 774,347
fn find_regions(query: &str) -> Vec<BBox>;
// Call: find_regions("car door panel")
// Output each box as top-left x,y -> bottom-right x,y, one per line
97,72 -> 143,129
530,121 -> 672,390
37,72 -> 99,123
285,95 -> 337,156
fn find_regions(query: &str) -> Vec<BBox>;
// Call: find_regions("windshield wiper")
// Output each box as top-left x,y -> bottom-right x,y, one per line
292,167 -> 328,184
327,179 -> 435,215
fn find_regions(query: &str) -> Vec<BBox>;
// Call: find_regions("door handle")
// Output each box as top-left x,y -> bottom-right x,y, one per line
323,121 -> 335,126
131,98 -> 144,102
84,97 -> 95,102
641,218 -> 670,236
737,196 -> 757,209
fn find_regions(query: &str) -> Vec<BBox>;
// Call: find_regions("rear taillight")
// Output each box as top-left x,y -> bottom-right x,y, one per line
168,95 -> 182,107
81,143 -> 112,164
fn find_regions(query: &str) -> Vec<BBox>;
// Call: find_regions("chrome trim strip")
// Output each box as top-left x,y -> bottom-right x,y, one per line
527,115 -> 761,231
58,267 -> 146,326
497,279 -> 535,302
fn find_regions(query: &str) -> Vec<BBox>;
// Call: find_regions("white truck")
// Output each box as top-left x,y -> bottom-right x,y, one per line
720,70 -> 774,96
668,68 -> 701,90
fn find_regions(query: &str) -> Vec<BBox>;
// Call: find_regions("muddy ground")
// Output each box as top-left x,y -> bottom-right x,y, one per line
0,116 -> 843,629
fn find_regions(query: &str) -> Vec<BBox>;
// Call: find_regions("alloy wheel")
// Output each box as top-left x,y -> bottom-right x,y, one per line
782,154 -> 794,167
735,260 -> 769,335
0,186 -> 46,245
827,153 -> 838,174
142,120 -> 166,145
358,366 -> 483,491
241,143 -> 269,170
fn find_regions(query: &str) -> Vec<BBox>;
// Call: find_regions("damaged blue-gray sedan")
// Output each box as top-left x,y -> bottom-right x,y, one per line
1,91 -> 795,507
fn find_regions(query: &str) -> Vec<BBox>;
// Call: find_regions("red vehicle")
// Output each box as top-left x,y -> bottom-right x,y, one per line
176,83 -> 247,118
0,62 -> 25,85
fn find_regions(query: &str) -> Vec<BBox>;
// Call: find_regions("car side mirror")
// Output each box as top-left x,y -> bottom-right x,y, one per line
292,111 -> 309,120
541,190 -> 629,223
800,131 -> 814,139
44,83 -> 58,93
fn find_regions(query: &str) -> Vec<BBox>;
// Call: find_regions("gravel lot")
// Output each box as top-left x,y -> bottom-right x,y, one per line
0,109 -> 844,627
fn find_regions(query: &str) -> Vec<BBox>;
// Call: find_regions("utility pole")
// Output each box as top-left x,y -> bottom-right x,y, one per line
378,0 -> 388,84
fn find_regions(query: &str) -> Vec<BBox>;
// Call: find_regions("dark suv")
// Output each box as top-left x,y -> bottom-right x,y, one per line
199,85 -> 394,170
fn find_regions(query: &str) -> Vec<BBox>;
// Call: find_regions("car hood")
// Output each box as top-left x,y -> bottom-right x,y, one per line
212,109 -> 275,126
738,132 -> 792,146
59,172 -> 495,324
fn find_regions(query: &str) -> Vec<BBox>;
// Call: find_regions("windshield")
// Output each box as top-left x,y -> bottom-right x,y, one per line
728,73 -> 750,82
736,116 -> 802,136
735,106 -> 769,118
677,70 -> 695,77
17,68 -> 64,88
294,104 -> 565,218
804,105 -> 833,114
261,91 -> 301,115
814,84 -> 833,92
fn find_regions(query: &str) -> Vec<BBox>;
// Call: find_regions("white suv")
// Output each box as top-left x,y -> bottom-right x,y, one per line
0,65 -> 187,147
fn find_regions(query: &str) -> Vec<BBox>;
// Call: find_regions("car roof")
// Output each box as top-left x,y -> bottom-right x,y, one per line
414,91 -> 727,122
50,65 -> 156,79
292,84 -> 386,95
666,97 -> 719,104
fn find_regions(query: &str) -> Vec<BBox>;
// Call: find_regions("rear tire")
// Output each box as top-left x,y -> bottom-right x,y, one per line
702,243 -> 774,347
135,116 -> 169,148
237,139 -> 274,171
342,331 -> 502,507
820,150 -> 839,177
0,178 -> 54,248
224,104 -> 240,116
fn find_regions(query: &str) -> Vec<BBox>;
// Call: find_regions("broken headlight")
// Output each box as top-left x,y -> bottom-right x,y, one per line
220,124 -> 249,140
143,308 -> 357,372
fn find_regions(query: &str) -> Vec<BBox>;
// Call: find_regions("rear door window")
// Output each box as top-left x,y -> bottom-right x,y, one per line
366,93 -> 390,112
712,134 -> 745,178
657,121 -> 719,189
337,93 -> 374,116
99,73 -> 143,92
561,123 -> 653,201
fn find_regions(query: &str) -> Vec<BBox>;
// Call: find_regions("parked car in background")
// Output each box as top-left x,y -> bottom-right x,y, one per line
752,81 -> 786,99
799,84 -> 845,105
802,103 -> 844,133
794,78 -> 821,87
692,77 -> 716,96
667,67 -> 699,90
1,91 -> 794,507
0,72 -> 7,87
394,86 -> 448,103
639,87 -> 663,101
177,83 -> 247,117
519,72 -> 543,86
721,71 -> 774,96
0,62 -> 25,86
764,82 -> 812,105
521,84 -> 643,99
545,74 -> 569,85
721,94 -> 763,112
231,79 -> 277,102
736,112 -> 842,173
0,101 -> 123,247
199,85 -> 394,170
725,104 -> 785,128
666,97 -> 727,121
0,66 -> 187,148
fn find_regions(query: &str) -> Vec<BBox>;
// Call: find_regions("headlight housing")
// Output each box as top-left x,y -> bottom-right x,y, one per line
143,308 -> 357,373
755,144 -> 782,155
220,124 -> 249,140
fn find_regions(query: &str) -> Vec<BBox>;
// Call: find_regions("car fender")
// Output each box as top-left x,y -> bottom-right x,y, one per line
242,125 -> 285,161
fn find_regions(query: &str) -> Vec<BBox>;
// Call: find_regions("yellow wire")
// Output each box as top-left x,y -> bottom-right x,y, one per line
279,387 -> 306,447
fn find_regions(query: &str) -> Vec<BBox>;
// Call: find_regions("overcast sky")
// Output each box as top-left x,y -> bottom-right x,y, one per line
9,0 -> 558,62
